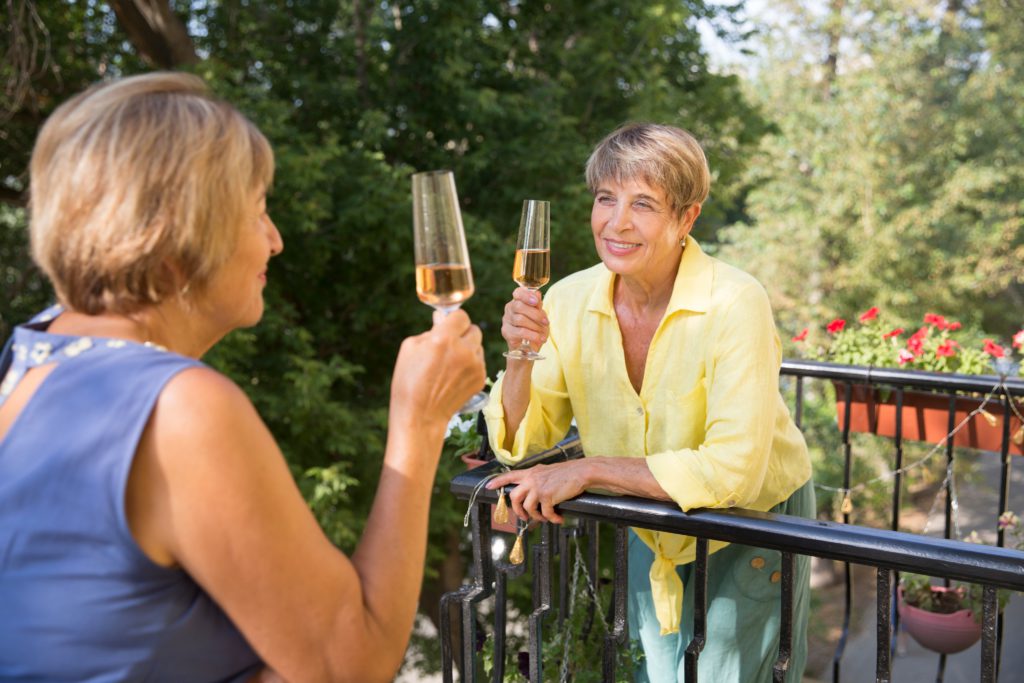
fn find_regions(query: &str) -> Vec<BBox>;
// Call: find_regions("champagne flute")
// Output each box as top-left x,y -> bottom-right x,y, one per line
411,169 -> 488,413
504,199 -> 551,361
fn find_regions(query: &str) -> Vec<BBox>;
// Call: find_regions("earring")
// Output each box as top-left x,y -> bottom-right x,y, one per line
680,234 -> 687,249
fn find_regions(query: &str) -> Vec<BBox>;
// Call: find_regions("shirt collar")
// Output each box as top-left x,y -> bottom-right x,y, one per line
585,237 -> 713,316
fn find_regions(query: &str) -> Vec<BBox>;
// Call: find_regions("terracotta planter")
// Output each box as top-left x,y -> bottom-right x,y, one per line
897,586 -> 982,654
460,452 -> 519,534
833,382 -> 1024,455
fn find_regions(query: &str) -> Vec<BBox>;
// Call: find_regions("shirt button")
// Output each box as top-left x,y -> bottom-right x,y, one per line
636,407 -> 644,416
750,557 -> 765,570
725,498 -> 737,507
770,571 -> 782,583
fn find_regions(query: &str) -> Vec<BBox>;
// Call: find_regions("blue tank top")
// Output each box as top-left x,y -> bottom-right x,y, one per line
0,308 -> 262,682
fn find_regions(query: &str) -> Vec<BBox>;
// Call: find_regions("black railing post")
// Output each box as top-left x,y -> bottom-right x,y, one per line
683,537 -> 709,682
772,551 -> 795,682
603,525 -> 629,682
875,568 -> 892,683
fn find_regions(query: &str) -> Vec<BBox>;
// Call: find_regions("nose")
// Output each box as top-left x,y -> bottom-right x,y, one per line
266,214 -> 284,256
606,203 -> 630,233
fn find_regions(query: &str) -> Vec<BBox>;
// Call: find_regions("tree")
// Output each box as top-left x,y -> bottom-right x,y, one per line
719,0 -> 1024,350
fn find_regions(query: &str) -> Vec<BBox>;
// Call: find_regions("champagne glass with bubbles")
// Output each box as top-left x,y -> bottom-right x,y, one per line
504,199 -> 551,361
412,169 -> 488,413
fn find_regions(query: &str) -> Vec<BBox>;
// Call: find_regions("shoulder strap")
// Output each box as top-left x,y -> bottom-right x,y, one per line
0,332 -> 13,383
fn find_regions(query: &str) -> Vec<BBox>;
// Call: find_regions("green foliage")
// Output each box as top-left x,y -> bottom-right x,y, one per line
718,0 -> 1024,348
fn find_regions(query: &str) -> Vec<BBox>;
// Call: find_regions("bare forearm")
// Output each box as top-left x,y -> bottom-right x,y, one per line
349,421 -> 445,678
581,456 -> 673,501
500,360 -> 533,451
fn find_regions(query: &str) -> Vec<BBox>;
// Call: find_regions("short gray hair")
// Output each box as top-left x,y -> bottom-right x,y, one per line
585,122 -> 710,216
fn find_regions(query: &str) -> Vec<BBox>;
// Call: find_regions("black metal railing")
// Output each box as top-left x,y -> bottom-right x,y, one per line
440,360 -> 1024,683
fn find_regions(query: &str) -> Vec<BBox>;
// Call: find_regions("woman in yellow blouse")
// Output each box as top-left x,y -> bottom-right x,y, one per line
485,122 -> 814,682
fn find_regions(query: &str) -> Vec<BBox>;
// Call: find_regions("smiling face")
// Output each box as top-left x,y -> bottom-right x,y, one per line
197,187 -> 283,333
591,176 -> 696,288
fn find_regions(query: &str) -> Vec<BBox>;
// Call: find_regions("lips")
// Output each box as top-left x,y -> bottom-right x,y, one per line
603,238 -> 641,256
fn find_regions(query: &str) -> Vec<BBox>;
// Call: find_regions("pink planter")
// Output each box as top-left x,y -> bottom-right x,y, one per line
897,586 -> 982,654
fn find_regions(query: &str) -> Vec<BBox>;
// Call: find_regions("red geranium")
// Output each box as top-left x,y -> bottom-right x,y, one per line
883,328 -> 905,340
859,307 -> 880,322
897,349 -> 915,365
906,327 -> 929,356
792,328 -> 809,342
1013,330 -> 1024,350
924,313 -> 949,330
983,339 -> 1006,358
826,319 -> 846,335
935,339 -> 958,358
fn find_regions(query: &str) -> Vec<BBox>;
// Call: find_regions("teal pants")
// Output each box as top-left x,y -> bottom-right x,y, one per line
627,480 -> 814,683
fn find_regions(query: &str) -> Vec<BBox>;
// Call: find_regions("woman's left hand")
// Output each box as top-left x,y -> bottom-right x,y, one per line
486,461 -> 587,525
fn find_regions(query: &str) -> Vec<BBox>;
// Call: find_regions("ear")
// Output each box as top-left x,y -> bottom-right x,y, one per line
678,203 -> 702,239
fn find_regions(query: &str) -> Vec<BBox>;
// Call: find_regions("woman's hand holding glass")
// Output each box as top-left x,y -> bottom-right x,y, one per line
501,287 -> 550,361
390,308 -> 486,442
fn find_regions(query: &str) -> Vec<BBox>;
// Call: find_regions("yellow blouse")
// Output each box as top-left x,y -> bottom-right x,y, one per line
484,238 -> 811,635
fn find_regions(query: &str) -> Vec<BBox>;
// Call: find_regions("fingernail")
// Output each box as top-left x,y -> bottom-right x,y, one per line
529,295 -> 539,305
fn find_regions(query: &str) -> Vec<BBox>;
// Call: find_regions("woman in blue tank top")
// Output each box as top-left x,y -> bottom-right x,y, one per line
0,72 -> 486,682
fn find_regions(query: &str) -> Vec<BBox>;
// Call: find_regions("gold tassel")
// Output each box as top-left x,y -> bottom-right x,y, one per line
494,489 -> 510,525
509,533 -> 525,565
981,409 -> 998,427
840,491 -> 853,515
1014,425 -> 1024,446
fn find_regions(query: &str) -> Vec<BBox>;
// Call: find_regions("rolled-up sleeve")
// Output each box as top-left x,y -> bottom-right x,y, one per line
484,330 -> 574,466
645,282 -> 780,510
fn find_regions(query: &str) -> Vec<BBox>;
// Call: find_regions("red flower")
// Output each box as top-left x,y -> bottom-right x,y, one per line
826,319 -> 846,335
1013,329 -> 1024,349
792,328 -> 809,342
924,313 -> 948,329
983,339 -> 1006,358
947,321 -> 962,331
935,339 -> 958,358
907,327 -> 929,356
883,328 -> 905,340
859,306 -> 880,322
897,349 -> 915,365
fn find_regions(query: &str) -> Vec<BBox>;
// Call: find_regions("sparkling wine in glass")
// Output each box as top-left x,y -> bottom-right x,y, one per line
411,169 -> 488,413
504,199 -> 551,361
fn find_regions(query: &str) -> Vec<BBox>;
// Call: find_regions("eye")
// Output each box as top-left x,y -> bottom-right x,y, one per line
596,194 -> 615,205
633,200 -> 652,210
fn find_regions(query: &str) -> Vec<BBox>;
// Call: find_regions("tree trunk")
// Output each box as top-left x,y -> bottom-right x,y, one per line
110,0 -> 198,69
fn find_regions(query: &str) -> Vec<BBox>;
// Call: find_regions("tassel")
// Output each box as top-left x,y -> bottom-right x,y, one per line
981,409 -> 998,427
509,532 -> 525,565
494,488 -> 510,524
840,491 -> 853,515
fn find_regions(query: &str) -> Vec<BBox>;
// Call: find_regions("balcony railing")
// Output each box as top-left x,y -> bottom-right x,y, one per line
440,360 -> 1024,683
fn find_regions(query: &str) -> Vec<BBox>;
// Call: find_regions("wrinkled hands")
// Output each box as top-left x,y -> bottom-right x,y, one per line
486,461 -> 587,525
390,309 -> 486,432
501,287 -> 549,356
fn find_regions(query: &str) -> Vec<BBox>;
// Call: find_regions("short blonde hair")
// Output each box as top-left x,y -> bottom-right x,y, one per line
29,71 -> 274,314
585,122 -> 710,216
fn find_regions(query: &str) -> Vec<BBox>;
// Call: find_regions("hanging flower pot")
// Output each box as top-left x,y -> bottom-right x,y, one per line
897,585 -> 982,654
832,382 -> 1024,455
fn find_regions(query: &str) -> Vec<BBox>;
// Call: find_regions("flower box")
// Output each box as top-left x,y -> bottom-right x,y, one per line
833,382 -> 1024,455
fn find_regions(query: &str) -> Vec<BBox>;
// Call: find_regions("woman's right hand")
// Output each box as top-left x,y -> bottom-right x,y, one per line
389,309 -> 486,433
501,287 -> 549,356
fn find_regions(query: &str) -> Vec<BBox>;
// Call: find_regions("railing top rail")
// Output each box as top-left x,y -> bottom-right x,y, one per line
452,463 -> 1024,592
781,359 -> 1024,396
